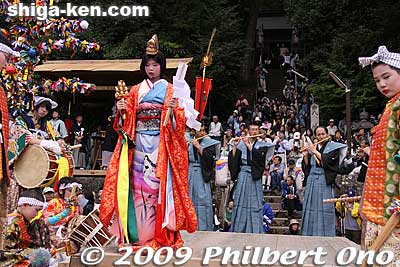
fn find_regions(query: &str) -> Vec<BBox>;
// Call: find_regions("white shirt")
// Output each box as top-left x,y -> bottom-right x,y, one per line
209,122 -> 222,137
327,125 -> 338,136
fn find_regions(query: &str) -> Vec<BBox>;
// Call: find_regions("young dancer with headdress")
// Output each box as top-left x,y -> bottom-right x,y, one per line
358,46 -> 400,264
100,35 -> 197,250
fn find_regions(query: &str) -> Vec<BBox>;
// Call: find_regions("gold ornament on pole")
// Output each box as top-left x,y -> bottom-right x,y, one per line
115,80 -> 130,120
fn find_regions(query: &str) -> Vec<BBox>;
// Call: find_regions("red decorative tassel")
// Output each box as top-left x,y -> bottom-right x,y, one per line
195,77 -> 212,120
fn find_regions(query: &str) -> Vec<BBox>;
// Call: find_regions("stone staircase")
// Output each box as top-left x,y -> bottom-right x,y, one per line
263,193 -> 302,235
265,68 -> 285,99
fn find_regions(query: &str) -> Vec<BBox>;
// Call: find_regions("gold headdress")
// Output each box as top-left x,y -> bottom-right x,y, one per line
146,34 -> 159,55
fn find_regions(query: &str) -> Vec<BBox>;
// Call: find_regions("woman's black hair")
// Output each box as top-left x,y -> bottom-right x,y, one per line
34,100 -> 52,112
314,126 -> 329,136
20,189 -> 45,202
140,51 -> 167,79
371,61 -> 400,74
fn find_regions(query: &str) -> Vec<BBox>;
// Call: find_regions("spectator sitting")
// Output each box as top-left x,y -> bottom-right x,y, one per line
227,110 -> 239,133
360,139 -> 370,155
281,176 -> 302,219
286,159 -> 296,177
235,94 -> 249,116
260,128 -> 273,143
269,155 -> 284,193
252,107 -> 263,122
236,123 -> 247,137
288,219 -> 300,235
261,120 -> 272,131
262,202 -> 274,233
274,131 -> 292,154
333,130 -> 345,144
288,132 -> 302,162
224,200 -> 233,232
209,115 -> 223,141
222,129 -> 234,153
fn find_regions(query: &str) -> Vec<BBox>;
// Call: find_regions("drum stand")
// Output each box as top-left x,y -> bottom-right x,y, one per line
91,133 -> 105,170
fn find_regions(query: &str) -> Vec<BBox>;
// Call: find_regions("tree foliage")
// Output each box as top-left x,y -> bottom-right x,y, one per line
284,0 -> 400,123
70,0 -> 249,117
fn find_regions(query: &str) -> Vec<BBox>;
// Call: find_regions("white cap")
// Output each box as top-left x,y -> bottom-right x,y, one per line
293,132 -> 300,139
34,96 -> 58,109
42,187 -> 54,194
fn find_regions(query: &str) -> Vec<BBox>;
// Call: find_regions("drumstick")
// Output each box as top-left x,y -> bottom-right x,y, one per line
323,196 -> 361,204
69,144 -> 82,150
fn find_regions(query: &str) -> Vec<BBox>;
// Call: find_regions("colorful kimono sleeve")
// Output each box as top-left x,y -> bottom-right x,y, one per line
42,198 -> 78,226
5,217 -> 22,249
8,116 -> 33,164
5,213 -> 31,249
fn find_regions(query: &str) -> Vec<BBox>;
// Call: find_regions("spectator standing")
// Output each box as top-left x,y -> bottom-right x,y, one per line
49,110 -> 68,140
235,94 -> 249,117
70,114 -> 88,169
327,119 -> 338,137
288,219 -> 300,235
101,119 -> 119,169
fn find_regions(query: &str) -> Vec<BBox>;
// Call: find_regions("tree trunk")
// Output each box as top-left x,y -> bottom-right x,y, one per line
241,0 -> 259,81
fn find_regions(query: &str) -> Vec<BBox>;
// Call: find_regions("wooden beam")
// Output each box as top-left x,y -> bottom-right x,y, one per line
73,169 -> 106,177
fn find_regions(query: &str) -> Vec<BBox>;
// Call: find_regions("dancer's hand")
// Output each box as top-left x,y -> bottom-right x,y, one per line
168,98 -> 178,109
116,99 -> 127,111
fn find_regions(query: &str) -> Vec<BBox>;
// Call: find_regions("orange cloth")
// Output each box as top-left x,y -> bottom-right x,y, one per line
362,92 -> 400,226
0,86 -> 10,182
100,82 -> 197,248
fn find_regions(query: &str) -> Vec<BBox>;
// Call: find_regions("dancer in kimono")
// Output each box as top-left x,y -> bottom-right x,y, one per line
187,125 -> 220,231
358,46 -> 400,264
228,121 -> 274,233
301,126 -> 351,236
100,35 -> 197,249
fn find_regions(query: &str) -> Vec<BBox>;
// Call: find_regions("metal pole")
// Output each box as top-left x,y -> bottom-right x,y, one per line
328,72 -> 351,152
345,85 -> 351,152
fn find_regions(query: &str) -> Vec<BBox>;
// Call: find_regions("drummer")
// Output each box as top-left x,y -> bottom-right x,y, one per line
6,189 -> 51,249
8,96 -> 65,165
42,176 -> 81,251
